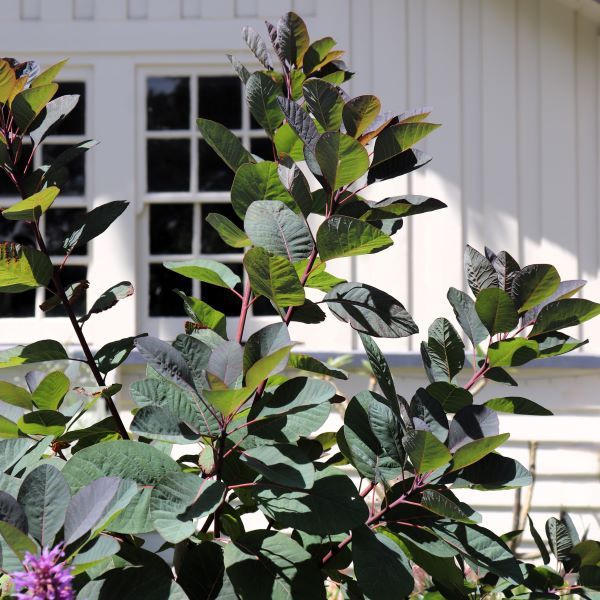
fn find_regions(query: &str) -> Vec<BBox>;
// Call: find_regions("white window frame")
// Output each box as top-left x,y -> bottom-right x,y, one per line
0,66 -> 93,345
136,64 -> 278,341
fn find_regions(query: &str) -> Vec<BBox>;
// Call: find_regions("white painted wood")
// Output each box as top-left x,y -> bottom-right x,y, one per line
410,0 -> 463,350
21,0 -> 41,20
516,0 -> 542,265
147,0 -> 180,20
128,0 -> 148,20
95,0 -> 127,20
355,0 -> 412,354
0,0 -> 20,21
293,0 -> 316,18
182,0 -> 202,18
201,0 -> 234,18
235,0 -> 257,18
86,58 -> 138,346
74,0 -> 94,20
461,0 -> 484,256
481,0 -> 519,257
576,14 -> 600,344
40,0 -> 72,21
257,0 -> 288,18
539,1 -> 578,277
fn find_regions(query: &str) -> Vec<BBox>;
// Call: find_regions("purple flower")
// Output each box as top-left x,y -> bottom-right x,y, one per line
9,544 -> 74,600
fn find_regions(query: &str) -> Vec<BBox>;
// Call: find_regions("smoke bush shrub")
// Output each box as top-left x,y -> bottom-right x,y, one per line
0,14 -> 599,599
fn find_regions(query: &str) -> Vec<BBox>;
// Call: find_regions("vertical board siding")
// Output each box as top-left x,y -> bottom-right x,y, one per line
40,0 -> 72,21
410,0 -> 464,344
355,0 -> 413,354
481,0 -> 519,257
235,0 -> 258,18
73,0 -> 94,20
0,0 -> 20,21
539,1 -> 578,278
461,0 -> 484,255
21,0 -> 41,20
517,0 -> 542,266
577,15 -> 600,344
147,0 -> 180,20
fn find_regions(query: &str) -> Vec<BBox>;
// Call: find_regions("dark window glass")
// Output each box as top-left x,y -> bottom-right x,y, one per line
250,137 -> 273,161
45,265 -> 87,318
45,208 -> 87,256
0,219 -> 36,247
0,143 -> 32,196
147,77 -> 190,131
250,114 -> 262,130
0,288 -> 36,317
53,81 -> 86,135
197,77 -> 241,129
150,203 -> 193,255
149,263 -> 191,316
200,203 -> 243,254
200,262 -> 242,316
252,295 -> 278,316
42,144 -> 85,196
198,139 -> 234,191
147,139 -> 190,192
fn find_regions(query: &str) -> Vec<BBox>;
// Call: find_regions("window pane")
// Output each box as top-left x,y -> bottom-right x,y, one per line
0,144 -> 32,196
200,262 -> 242,316
200,203 -> 243,254
250,137 -> 273,161
0,288 -> 36,317
252,295 -> 278,316
149,263 -> 191,316
150,203 -> 193,255
197,76 -> 241,129
147,77 -> 190,131
147,139 -> 190,192
42,144 -> 85,196
53,81 -> 86,135
45,208 -> 87,256
198,139 -> 234,191
45,265 -> 87,318
0,219 -> 36,247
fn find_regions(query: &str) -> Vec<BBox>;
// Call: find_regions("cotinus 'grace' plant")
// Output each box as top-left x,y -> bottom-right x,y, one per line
0,13 -> 599,600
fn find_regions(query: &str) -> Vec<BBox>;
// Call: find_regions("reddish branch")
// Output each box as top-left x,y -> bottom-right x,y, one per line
4,134 -> 129,441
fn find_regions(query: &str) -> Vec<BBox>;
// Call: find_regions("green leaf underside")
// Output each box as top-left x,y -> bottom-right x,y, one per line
315,132 -> 369,189
484,397 -> 552,416
244,200 -> 313,262
352,527 -> 414,600
427,318 -> 465,382
244,247 -> 305,307
529,299 -> 600,337
254,466 -> 368,534
224,530 -> 326,599
403,430 -> 451,473
450,433 -> 510,471
475,288 -> 519,335
197,118 -> 255,172
205,212 -> 251,248
231,161 -> 294,219
164,258 -> 241,289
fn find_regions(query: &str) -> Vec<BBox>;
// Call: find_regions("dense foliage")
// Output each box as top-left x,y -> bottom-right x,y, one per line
0,14 -> 599,599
